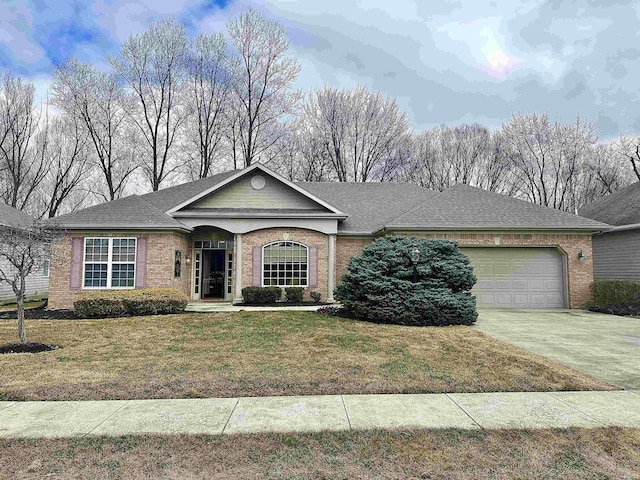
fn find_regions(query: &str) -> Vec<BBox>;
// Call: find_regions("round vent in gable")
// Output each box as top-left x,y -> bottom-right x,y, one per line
250,175 -> 266,190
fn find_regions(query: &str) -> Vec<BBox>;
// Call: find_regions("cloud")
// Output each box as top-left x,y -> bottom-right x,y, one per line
2,0 -> 640,137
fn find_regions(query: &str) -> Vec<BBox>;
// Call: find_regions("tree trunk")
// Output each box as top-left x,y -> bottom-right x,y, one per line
17,295 -> 27,345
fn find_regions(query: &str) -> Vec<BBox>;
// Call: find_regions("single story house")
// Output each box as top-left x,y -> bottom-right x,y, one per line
0,203 -> 49,303
48,163 -> 608,310
579,181 -> 640,282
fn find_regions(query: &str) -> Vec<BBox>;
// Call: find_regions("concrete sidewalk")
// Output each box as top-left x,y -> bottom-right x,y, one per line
1,390 -> 640,438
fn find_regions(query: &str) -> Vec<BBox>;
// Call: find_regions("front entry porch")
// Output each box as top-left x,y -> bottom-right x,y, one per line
191,228 -> 234,302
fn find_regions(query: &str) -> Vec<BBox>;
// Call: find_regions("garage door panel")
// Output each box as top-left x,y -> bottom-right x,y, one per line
478,294 -> 496,305
528,279 -> 545,290
476,265 -> 494,275
496,294 -> 514,305
460,247 -> 565,309
493,265 -> 511,275
545,279 -> 562,290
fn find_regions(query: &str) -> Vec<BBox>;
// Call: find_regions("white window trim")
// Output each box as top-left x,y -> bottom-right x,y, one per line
82,237 -> 137,290
261,241 -> 309,288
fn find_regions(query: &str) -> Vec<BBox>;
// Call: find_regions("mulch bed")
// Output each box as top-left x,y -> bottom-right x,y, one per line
0,308 -> 77,320
588,305 -> 640,316
0,342 -> 61,354
236,302 -> 329,307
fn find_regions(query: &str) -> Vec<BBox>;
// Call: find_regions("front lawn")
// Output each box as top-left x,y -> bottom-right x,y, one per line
0,312 -> 614,401
2,428 -> 639,479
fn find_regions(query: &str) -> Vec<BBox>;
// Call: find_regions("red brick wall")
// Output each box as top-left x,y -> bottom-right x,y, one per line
335,232 -> 594,309
49,232 -> 191,310
240,228 -> 329,301
335,237 -> 372,286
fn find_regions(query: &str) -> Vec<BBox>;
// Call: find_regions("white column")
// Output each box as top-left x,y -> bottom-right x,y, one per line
327,234 -> 336,302
234,233 -> 243,302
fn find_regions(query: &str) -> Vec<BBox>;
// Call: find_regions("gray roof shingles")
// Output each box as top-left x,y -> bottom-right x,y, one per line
297,182 -> 437,233
0,203 -> 34,229
578,181 -> 640,226
387,184 -> 609,230
51,169 -> 609,233
53,195 -> 187,229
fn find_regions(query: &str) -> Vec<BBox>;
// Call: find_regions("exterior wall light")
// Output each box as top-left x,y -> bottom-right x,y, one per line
410,244 -> 421,283
577,250 -> 586,260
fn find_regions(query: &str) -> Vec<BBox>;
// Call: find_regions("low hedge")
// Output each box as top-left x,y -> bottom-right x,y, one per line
241,286 -> 282,304
74,288 -> 188,318
588,279 -> 640,316
284,287 -> 304,303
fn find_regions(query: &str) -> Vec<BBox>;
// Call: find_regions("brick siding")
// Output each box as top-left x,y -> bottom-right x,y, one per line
50,229 -> 595,310
335,232 -> 594,309
240,228 -> 329,302
48,231 -> 191,310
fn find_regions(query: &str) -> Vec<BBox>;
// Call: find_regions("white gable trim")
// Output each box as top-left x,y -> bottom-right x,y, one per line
166,163 -> 346,216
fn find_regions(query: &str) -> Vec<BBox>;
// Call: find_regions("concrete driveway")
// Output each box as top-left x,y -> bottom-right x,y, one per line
474,310 -> 640,390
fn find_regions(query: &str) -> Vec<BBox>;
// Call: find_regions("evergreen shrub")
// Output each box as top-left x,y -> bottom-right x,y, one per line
334,236 -> 477,326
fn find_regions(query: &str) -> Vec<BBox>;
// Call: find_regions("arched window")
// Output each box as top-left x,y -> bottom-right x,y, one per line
262,241 -> 309,287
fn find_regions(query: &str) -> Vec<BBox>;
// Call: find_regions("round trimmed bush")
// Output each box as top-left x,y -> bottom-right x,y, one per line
335,236 -> 477,326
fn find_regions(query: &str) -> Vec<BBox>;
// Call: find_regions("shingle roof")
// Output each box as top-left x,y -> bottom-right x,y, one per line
53,195 -> 187,230
141,170 -> 239,212
50,168 -> 609,233
578,181 -> 640,226
387,184 -> 609,231
0,203 -> 34,229
297,182 -> 438,233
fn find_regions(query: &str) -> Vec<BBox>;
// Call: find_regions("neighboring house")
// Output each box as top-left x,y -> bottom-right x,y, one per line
0,203 -> 50,303
48,163 -> 608,310
579,181 -> 640,283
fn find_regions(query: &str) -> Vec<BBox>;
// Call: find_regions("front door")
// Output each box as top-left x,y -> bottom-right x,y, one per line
201,250 -> 226,299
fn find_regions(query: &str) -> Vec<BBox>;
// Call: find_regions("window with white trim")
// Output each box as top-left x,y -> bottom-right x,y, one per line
83,238 -> 136,289
262,241 -> 308,287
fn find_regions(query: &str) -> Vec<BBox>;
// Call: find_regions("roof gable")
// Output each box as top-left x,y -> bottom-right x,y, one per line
168,164 -> 345,215
578,181 -> 640,226
386,184 -> 609,231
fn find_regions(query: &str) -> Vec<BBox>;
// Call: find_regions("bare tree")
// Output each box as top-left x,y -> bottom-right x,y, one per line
110,18 -> 188,191
184,33 -> 232,179
403,125 -> 513,192
268,124 -> 333,181
51,60 -> 136,201
571,142 -> 631,209
500,113 -> 597,211
0,72 -> 45,211
298,86 -> 411,182
613,136 -> 640,182
0,220 -> 60,344
227,8 -> 301,167
36,114 -> 91,218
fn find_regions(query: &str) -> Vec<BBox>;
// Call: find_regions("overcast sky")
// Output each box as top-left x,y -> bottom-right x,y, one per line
1,0 -> 639,138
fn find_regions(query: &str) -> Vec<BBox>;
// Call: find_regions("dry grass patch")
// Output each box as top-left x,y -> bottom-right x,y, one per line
0,312 -> 614,400
1,427 -> 639,479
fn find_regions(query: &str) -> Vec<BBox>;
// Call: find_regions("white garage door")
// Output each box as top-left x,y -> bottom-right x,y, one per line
460,247 -> 566,309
